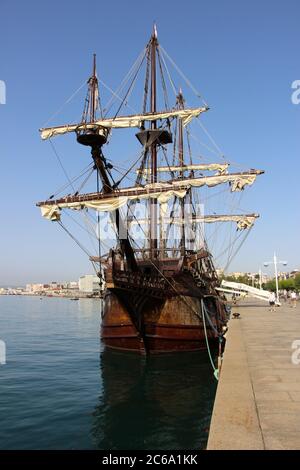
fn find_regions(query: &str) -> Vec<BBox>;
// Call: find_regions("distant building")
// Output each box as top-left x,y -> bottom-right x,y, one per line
278,271 -> 289,281
216,268 -> 224,277
50,282 -> 60,290
261,274 -> 270,284
66,281 -> 79,290
78,275 -> 100,293
26,283 -> 44,293
227,272 -> 246,280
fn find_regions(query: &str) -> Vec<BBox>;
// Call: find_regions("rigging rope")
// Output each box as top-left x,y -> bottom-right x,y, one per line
75,166 -> 95,194
57,216 -> 108,278
42,80 -> 87,127
63,209 -> 97,241
49,139 -> 75,192
160,45 -> 209,107
99,78 -> 137,115
103,46 -> 147,116
187,130 -> 224,158
196,118 -> 225,159
157,47 -> 170,111
158,45 -> 177,97
142,45 -> 151,114
112,148 -> 146,187
96,172 -> 104,285
80,211 -> 98,254
112,50 -> 147,121
48,162 -> 94,199
213,229 -> 243,263
58,221 -> 94,260
223,226 -> 253,272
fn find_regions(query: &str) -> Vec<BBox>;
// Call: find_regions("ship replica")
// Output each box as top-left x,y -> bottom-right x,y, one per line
37,27 -> 263,354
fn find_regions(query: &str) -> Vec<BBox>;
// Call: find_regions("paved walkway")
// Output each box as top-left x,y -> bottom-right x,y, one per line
207,298 -> 300,450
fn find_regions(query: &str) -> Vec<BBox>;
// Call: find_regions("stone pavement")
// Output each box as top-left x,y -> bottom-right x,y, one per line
207,298 -> 300,450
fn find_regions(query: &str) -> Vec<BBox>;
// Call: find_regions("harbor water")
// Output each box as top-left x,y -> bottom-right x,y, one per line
0,296 -> 216,450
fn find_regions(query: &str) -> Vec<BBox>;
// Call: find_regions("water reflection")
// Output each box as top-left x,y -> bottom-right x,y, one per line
92,349 -> 217,450
77,298 -> 102,317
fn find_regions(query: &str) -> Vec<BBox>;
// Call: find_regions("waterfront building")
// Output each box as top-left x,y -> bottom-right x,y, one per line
26,283 -> 44,293
288,269 -> 299,279
78,275 -> 100,293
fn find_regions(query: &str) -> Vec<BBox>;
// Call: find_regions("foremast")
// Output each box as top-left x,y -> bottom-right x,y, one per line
77,55 -> 138,271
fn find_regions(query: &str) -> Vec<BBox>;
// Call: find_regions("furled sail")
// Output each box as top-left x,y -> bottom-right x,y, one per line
129,214 -> 259,230
170,173 -> 259,192
40,107 -> 208,140
137,163 -> 229,175
39,189 -> 187,221
193,214 -> 258,230
37,170 -> 263,221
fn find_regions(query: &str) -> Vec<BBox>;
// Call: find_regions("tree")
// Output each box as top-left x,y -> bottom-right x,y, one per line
294,274 -> 300,291
264,279 -> 276,291
279,278 -> 295,291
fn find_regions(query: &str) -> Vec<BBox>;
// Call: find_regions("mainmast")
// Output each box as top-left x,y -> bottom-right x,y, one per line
177,89 -> 186,255
90,53 -> 97,123
150,24 -> 158,259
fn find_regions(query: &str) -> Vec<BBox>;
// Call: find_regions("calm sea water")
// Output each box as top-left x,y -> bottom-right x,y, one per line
0,296 -> 217,450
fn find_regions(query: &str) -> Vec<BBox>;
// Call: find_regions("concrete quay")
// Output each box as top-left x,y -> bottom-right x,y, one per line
207,298 -> 300,450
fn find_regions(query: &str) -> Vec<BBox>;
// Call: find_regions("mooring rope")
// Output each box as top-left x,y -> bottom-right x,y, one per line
201,298 -> 219,381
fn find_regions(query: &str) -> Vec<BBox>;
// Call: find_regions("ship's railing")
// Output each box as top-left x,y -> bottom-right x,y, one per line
110,270 -> 171,299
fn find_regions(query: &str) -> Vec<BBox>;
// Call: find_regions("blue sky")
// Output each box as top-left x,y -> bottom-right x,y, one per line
0,0 -> 299,285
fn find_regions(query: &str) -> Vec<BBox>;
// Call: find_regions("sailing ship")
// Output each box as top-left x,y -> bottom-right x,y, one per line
37,26 -> 263,354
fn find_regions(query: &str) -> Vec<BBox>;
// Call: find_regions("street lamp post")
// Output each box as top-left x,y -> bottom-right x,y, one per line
264,252 -> 287,303
259,268 -> 262,290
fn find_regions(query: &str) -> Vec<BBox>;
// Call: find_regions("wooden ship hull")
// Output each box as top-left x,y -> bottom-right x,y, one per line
101,293 -> 222,354
101,253 -> 227,354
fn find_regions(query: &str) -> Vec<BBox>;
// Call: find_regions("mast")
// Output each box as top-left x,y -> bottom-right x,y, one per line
77,55 -> 137,270
90,55 -> 111,193
150,25 -> 158,259
90,53 -> 97,122
177,89 -> 186,255
76,54 -> 111,192
177,89 -> 184,168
